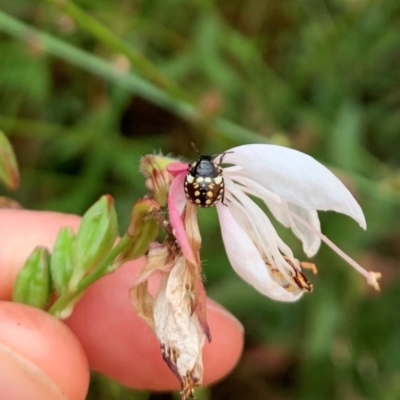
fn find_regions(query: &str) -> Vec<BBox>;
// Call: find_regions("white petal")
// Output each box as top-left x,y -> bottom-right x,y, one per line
216,202 -> 303,302
258,198 -> 322,257
228,174 -> 321,257
259,197 -> 321,257
218,144 -> 366,229
285,203 -> 321,256
224,177 -> 295,269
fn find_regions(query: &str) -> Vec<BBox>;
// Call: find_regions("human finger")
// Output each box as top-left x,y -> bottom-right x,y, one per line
66,261 -> 244,390
0,209 -> 244,390
0,301 -> 89,400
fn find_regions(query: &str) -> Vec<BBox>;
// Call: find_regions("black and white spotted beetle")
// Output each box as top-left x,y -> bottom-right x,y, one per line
184,153 -> 228,207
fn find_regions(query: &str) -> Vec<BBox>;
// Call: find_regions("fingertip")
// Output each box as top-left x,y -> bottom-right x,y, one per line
203,301 -> 244,385
0,302 -> 89,400
0,209 -> 244,394
0,210 -> 81,300
66,260 -> 244,391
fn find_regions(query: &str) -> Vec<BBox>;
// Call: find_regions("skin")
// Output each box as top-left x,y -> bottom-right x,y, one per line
0,209 -> 244,400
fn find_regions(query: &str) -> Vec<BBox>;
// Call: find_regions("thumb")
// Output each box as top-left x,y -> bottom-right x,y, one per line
0,302 -> 89,400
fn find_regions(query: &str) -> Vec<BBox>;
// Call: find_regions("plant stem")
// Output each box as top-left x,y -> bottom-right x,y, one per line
39,0 -> 187,101
0,10 -> 262,144
48,235 -> 131,316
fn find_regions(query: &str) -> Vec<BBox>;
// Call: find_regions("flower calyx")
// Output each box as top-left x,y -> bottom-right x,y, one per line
140,154 -> 178,207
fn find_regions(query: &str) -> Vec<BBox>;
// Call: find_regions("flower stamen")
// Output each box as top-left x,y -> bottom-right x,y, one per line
299,261 -> 318,275
266,256 -> 315,293
284,206 -> 381,290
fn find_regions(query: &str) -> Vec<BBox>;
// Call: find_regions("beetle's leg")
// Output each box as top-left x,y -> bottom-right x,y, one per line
221,187 -> 229,206
215,151 -> 234,165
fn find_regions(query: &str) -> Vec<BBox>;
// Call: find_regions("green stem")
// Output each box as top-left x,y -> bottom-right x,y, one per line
48,235 -> 131,316
0,10 -> 262,144
39,0 -> 187,101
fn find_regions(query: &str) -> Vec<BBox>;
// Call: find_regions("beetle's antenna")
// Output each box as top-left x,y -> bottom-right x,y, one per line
213,150 -> 234,164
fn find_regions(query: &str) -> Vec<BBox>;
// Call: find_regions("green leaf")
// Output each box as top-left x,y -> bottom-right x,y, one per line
13,246 -> 51,310
70,195 -> 118,288
0,130 -> 19,190
50,227 -> 75,294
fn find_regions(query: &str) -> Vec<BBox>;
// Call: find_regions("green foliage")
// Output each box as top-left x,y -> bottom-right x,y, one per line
72,194 -> 118,287
13,246 -> 51,309
1,0 -> 400,399
50,226 -> 75,294
0,130 -> 19,189
116,198 -> 160,265
13,194 -> 159,320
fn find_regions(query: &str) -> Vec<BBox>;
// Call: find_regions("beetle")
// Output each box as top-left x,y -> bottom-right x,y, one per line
184,153 -> 227,207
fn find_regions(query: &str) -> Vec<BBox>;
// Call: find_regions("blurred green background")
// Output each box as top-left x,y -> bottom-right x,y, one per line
1,0 -> 400,399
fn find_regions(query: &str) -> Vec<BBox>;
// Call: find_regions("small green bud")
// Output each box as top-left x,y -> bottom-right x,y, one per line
0,131 -> 20,190
13,246 -> 51,309
70,195 -> 118,289
115,198 -> 160,266
50,227 -> 75,294
140,154 -> 176,207
129,198 -> 160,235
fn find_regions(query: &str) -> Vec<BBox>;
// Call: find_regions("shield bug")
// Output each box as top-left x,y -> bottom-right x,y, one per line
184,153 -> 226,208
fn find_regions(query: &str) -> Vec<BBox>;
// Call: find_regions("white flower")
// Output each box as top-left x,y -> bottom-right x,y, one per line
168,144 -> 381,301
